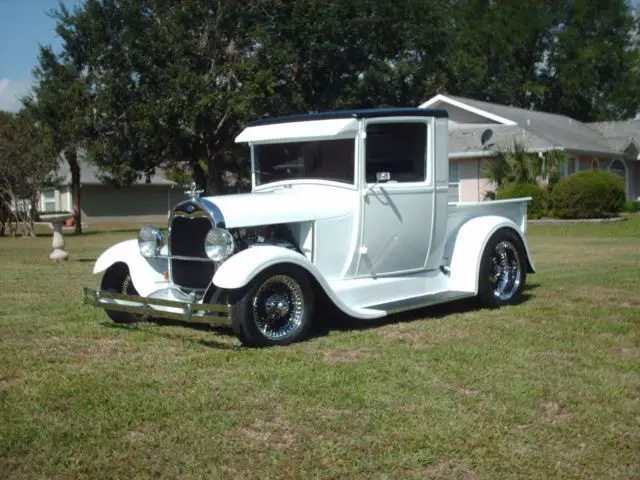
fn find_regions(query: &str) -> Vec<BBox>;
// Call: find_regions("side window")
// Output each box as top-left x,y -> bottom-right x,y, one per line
365,122 -> 427,183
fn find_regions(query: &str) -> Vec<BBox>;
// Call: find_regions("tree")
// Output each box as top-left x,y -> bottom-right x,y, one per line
37,0 -> 640,202
442,0 -> 562,107
539,0 -> 640,121
0,108 -> 59,237
28,44 -> 95,234
249,0 -> 453,111
49,0 -> 264,195
483,139 -> 568,194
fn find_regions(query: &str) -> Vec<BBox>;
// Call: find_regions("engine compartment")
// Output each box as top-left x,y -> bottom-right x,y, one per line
230,223 -> 302,254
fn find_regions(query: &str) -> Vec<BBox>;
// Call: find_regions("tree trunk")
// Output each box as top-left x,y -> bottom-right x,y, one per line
27,197 -> 37,237
193,160 -> 207,193
67,149 -> 82,234
206,155 -> 223,195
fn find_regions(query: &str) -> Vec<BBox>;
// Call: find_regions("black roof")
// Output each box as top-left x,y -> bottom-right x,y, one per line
246,107 -> 449,127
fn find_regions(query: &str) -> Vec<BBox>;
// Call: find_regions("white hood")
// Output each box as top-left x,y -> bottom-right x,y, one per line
203,185 -> 358,228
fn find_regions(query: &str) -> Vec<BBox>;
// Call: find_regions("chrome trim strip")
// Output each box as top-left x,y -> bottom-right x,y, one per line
169,197 -> 226,229
83,287 -> 232,327
197,198 -> 226,228
157,254 -> 214,263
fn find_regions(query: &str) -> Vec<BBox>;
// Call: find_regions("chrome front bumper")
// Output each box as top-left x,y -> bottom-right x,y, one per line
83,287 -> 232,327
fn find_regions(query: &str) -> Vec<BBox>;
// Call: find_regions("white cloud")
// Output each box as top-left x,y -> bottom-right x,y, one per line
0,78 -> 35,112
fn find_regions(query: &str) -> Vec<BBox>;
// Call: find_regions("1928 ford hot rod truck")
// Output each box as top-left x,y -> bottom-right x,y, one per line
83,107 -> 535,347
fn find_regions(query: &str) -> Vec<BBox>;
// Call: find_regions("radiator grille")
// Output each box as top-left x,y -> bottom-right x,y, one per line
169,215 -> 215,290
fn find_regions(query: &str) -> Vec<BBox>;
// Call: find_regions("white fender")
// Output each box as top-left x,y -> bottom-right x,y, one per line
212,245 -> 381,319
93,239 -> 168,297
447,215 -> 536,295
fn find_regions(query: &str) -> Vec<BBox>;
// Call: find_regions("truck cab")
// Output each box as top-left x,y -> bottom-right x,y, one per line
84,108 -> 536,347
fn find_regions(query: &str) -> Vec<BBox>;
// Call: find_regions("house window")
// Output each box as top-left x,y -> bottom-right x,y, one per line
449,160 -> 460,183
43,189 -> 56,213
448,160 -> 460,202
365,122 -> 427,183
561,157 -> 578,178
610,159 -> 626,177
591,159 -> 599,169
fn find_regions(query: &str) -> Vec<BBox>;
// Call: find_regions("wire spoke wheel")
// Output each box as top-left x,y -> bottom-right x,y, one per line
252,274 -> 305,341
489,240 -> 522,301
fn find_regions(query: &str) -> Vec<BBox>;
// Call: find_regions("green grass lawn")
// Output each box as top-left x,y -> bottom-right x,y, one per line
1,218 -> 639,479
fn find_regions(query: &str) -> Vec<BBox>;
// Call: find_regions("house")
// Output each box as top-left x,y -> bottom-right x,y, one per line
39,155 -> 189,223
419,94 -> 640,202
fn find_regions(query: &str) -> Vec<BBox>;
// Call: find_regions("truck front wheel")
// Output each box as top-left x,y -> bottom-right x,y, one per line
100,263 -> 141,324
230,265 -> 315,347
477,229 -> 527,308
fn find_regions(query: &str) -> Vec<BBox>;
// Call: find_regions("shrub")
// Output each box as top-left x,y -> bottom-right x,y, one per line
496,183 -> 548,219
551,170 -> 626,219
622,200 -> 640,213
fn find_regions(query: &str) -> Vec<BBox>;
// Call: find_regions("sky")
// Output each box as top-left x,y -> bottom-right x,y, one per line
0,0 -> 81,112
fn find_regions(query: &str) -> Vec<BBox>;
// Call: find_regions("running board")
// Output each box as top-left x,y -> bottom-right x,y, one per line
363,291 -> 474,315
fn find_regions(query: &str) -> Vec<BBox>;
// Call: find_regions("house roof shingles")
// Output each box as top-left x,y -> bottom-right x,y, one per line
448,124 -> 553,157
57,151 -> 176,186
587,120 -> 640,153
442,95 -> 618,156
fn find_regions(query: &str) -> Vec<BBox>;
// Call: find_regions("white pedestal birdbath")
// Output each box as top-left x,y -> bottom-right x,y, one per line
40,213 -> 72,262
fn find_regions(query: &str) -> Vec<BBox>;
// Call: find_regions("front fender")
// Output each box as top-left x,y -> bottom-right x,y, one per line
93,239 -> 168,297
213,246 -> 322,290
447,215 -> 536,295
213,246 -> 381,319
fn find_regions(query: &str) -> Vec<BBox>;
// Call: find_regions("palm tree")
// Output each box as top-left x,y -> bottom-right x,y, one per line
538,148 -> 567,190
483,139 -> 568,191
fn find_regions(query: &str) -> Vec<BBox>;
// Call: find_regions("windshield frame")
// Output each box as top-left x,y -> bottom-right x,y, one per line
250,134 -> 359,192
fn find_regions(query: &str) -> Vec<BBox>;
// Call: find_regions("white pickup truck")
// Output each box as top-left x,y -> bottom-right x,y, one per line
83,108 -> 535,347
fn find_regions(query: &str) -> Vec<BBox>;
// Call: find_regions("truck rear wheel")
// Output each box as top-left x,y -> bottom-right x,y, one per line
477,229 -> 527,308
101,263 -> 141,324
230,265 -> 315,347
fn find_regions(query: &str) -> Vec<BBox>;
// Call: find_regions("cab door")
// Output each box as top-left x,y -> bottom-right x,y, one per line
355,118 -> 436,278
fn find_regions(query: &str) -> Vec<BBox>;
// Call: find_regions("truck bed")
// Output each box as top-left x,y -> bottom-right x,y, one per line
447,197 -> 532,237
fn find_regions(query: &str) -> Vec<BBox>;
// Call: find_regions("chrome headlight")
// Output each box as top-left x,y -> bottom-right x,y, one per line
138,225 -> 165,258
204,227 -> 234,262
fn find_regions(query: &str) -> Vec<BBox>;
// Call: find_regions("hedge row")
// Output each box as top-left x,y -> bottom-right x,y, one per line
496,183 -> 548,219
495,170 -> 627,219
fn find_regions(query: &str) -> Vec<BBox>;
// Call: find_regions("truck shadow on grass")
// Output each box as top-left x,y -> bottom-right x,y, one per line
100,318 -> 241,350
100,283 -> 539,349
310,282 -> 540,340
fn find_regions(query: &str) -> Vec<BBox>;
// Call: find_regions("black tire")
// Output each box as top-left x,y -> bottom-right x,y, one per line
229,265 -> 315,347
477,228 -> 527,308
100,262 -> 141,324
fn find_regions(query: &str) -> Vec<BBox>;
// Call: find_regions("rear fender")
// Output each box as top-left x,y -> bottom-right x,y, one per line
213,245 -> 367,318
93,239 -> 168,297
446,215 -> 536,295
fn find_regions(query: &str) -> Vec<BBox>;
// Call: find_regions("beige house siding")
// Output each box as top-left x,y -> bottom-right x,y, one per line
456,158 -> 494,202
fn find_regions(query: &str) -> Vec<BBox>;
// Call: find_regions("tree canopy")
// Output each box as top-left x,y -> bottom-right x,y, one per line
5,0 -> 640,208
0,108 -> 59,236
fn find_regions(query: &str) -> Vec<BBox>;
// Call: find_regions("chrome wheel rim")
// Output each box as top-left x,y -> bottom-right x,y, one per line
252,275 -> 305,341
489,241 -> 522,301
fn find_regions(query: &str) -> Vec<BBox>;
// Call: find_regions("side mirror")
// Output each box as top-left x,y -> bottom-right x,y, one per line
376,171 -> 391,183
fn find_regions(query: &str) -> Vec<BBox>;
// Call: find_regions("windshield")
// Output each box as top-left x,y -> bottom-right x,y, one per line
253,138 -> 355,186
